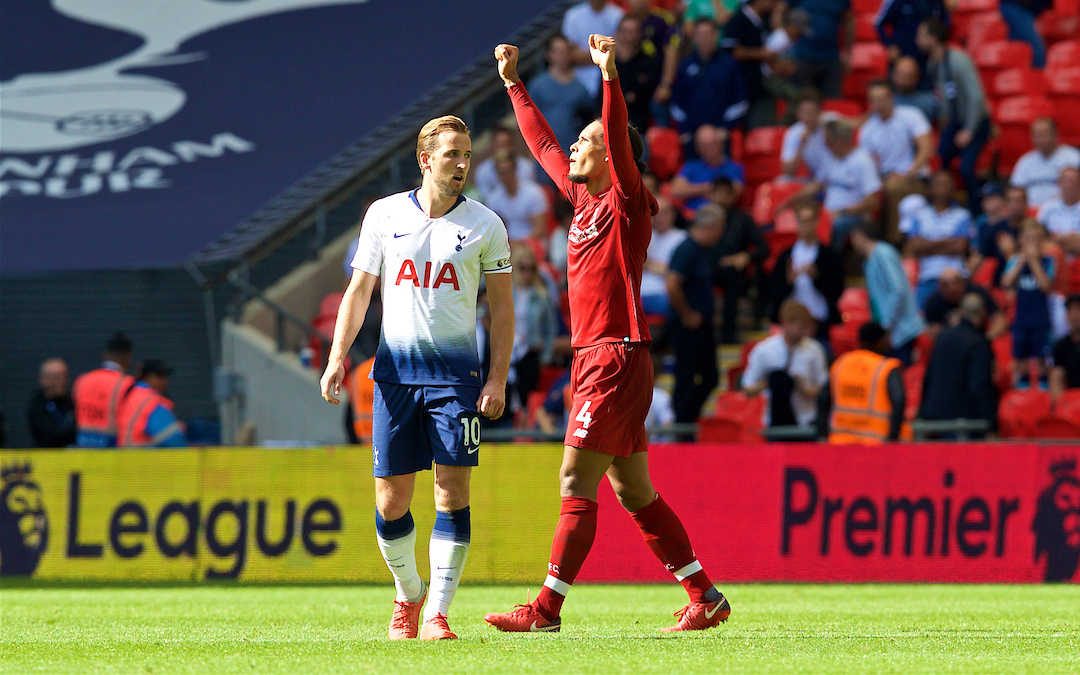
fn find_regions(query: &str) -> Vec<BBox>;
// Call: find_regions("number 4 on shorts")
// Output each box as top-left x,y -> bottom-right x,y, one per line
573,400 -> 593,439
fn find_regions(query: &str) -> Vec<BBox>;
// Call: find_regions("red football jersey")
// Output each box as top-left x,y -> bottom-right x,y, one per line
508,78 -> 657,348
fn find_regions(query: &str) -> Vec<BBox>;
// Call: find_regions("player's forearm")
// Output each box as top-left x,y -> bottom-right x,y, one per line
507,84 -> 570,185
911,135 -> 934,174
845,191 -> 881,216
327,287 -> 371,367
1050,367 -> 1066,401
485,301 -> 514,386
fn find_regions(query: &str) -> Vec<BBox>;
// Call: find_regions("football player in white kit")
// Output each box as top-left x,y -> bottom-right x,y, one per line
320,115 -> 514,641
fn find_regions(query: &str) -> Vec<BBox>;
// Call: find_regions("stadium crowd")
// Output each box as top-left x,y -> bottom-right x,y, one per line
10,0 -> 1080,448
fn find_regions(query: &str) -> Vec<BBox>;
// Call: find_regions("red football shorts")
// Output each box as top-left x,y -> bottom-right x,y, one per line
563,341 -> 653,457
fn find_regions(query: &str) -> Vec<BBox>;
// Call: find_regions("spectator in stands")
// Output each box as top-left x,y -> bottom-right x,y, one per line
1050,294 -> 1080,402
345,355 -> 375,445
614,15 -> 663,133
644,343 -> 676,441
970,182 -> 1011,286
1011,118 -> 1080,208
851,221 -> 925,365
922,267 -> 1008,341
562,0 -> 625,98
1001,220 -> 1056,388
761,7 -> 811,124
116,359 -> 186,448
529,34 -> 597,154
666,205 -> 725,429
861,79 -> 934,241
641,196 -> 688,316
682,0 -> 740,28
509,245 -> 558,412
1038,166 -> 1080,257
534,368 -> 572,436
484,150 -> 550,242
768,200 -> 843,340
825,322 -> 907,444
919,292 -> 997,437
671,18 -> 748,143
742,299 -> 829,429
876,0 -> 951,63
473,125 -> 537,198
782,119 -> 883,252
917,18 -> 991,215
72,332 -> 134,448
708,176 -> 770,344
26,358 -> 75,448
999,0 -> 1050,69
780,88 -> 835,178
787,0 -> 854,99
670,124 -> 745,212
901,170 -> 974,307
722,0 -> 781,129
891,56 -> 938,122
624,0 -> 681,127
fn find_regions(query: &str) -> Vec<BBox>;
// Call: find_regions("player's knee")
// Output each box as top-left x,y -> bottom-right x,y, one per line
375,498 -> 411,521
612,484 -> 654,512
559,470 -> 598,500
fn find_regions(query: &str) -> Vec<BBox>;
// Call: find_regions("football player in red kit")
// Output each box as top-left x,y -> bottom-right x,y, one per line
484,35 -> 730,634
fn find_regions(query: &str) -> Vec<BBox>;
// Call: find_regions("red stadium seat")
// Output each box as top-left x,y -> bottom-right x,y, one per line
971,257 -> 999,288
1057,0 -> 1080,14
1049,67 -> 1080,145
744,126 -> 786,158
852,0 -> 880,14
902,257 -> 919,288
967,13 -> 1009,51
1031,415 -> 1080,438
998,389 -> 1052,438
837,287 -> 871,324
974,41 -> 1033,89
1047,40 -> 1080,72
729,127 -> 745,163
1037,10 -> 1080,47
991,68 -> 1047,100
822,99 -> 865,117
763,229 -> 797,275
952,8 -> 1000,42
991,333 -> 1014,394
829,322 -> 861,358
744,155 -> 783,185
704,392 -> 766,443
995,96 -> 1055,175
1055,389 -> 1080,421
842,43 -> 889,100
751,180 -> 804,226
318,291 -> 344,318
727,339 -> 759,392
646,127 -> 682,181
903,362 -> 926,420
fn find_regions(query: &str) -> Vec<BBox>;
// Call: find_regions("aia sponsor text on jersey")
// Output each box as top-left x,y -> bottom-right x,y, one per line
394,260 -> 461,290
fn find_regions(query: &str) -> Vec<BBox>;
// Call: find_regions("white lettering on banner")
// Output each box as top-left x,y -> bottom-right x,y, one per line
0,133 -> 254,200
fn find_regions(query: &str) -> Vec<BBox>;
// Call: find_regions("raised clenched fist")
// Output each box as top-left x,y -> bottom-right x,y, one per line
494,43 -> 520,86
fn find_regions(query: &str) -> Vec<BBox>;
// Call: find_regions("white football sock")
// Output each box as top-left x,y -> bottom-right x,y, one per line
377,527 -> 425,603
424,535 -> 470,621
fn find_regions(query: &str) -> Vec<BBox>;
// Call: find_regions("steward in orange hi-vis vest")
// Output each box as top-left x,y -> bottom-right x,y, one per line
72,332 -> 135,448
827,323 -> 910,445
116,359 -> 186,448
348,356 -> 376,444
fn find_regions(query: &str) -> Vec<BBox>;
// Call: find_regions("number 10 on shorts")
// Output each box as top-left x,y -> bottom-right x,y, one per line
459,413 -> 481,454
572,400 -> 593,439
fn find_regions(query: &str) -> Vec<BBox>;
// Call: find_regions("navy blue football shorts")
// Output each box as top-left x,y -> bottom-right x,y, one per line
371,381 -> 482,477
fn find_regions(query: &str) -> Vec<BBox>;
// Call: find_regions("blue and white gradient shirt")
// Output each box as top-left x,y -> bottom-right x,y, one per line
900,202 -> 974,283
352,190 -> 512,387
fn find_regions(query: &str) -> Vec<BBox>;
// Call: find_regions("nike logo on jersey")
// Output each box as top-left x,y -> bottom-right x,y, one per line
393,232 -> 411,238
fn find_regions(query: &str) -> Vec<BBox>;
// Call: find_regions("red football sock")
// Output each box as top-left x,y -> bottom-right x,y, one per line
630,493 -> 715,604
535,496 -> 598,620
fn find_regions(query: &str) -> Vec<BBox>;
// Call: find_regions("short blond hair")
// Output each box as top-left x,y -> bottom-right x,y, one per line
778,299 -> 813,324
416,115 -> 470,170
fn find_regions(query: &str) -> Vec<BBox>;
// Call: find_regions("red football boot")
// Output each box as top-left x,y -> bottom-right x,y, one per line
387,589 -> 427,640
419,614 -> 458,640
661,594 -> 731,632
484,602 -> 562,633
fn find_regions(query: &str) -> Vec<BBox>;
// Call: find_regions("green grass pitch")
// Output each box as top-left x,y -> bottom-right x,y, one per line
2,583 -> 1078,673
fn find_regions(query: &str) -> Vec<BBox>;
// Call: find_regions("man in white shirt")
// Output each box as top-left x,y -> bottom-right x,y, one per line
860,79 -> 934,241
562,0 -> 625,97
901,170 -> 976,308
782,119 -> 883,250
640,196 -> 687,315
1011,118 -> 1080,207
482,151 -> 550,242
780,88 -> 836,178
1039,166 -> 1080,257
742,299 -> 828,428
472,125 -> 537,198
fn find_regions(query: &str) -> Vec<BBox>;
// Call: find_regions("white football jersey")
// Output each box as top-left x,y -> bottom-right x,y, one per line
352,190 -> 512,387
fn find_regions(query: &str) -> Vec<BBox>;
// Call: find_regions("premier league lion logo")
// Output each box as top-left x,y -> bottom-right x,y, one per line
0,462 -> 49,576
1032,458 -> 1080,583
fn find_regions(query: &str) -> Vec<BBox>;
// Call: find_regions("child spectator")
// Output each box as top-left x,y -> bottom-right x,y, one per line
1001,220 -> 1056,388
